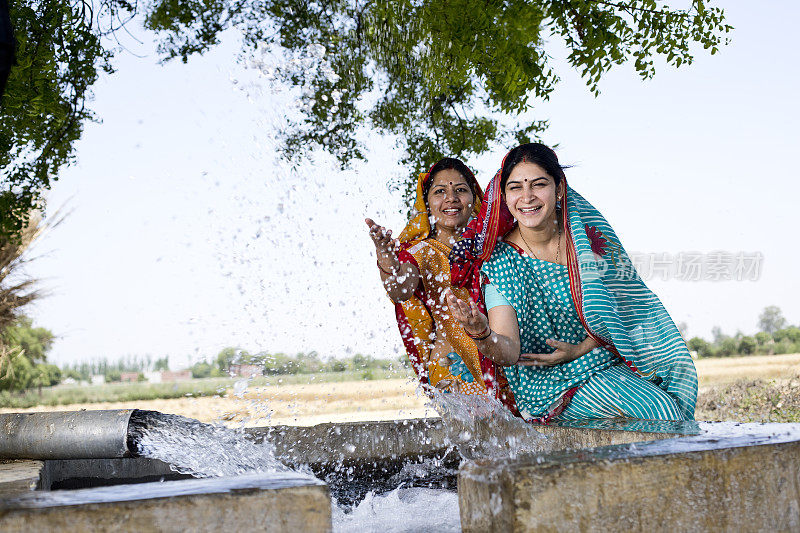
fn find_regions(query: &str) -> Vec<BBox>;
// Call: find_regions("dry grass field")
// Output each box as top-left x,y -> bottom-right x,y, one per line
3,354 -> 799,426
694,353 -> 800,386
0,378 -> 434,427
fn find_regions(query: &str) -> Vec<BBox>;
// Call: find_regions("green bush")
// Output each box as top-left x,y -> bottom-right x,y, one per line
773,341 -> 800,355
716,338 -> 739,357
64,369 -> 83,381
328,359 -> 348,372
775,327 -> 800,344
191,362 -> 213,379
738,336 -> 757,355
33,364 -> 62,387
0,349 -> 34,391
687,337 -> 712,358
754,332 -> 772,346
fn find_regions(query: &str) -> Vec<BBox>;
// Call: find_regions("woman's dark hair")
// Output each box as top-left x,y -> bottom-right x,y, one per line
500,143 -> 567,191
422,157 -> 479,201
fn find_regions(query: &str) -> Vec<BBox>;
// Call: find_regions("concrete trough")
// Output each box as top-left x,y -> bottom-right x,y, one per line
458,421 -> 800,532
1,414 -> 799,531
0,471 -> 330,532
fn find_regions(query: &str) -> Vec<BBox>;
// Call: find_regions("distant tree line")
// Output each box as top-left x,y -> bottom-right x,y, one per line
190,347 -> 396,379
687,306 -> 800,358
61,354 -> 158,383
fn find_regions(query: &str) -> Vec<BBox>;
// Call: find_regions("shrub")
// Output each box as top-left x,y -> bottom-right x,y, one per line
191,362 -> 213,379
772,341 -> 797,355
717,338 -> 739,357
754,332 -> 772,346
687,337 -> 712,358
0,349 -> 34,391
328,359 -> 347,372
775,327 -> 800,344
738,336 -> 757,355
64,369 -> 83,381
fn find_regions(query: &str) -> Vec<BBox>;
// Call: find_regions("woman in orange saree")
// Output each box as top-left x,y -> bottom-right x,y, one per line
366,158 -> 514,407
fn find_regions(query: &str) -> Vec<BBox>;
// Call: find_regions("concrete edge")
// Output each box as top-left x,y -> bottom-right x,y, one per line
458,422 -> 800,531
0,461 -> 44,498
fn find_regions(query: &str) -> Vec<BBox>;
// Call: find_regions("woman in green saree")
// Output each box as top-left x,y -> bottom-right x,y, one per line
446,143 -> 697,422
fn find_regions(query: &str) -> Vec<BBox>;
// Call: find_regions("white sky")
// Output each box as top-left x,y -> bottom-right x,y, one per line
22,1 -> 800,367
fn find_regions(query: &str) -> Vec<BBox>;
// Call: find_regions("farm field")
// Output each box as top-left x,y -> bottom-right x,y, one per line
2,354 -> 799,426
694,353 -> 800,386
0,377 -> 434,427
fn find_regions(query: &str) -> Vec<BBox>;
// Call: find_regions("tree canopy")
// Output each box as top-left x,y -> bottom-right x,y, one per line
0,0 -> 137,238
759,305 -> 787,335
146,0 -> 731,196
1,0 -> 731,236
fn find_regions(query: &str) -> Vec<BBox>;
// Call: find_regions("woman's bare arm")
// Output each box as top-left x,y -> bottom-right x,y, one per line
517,336 -> 599,366
445,290 -> 521,366
445,290 -> 599,367
365,218 -> 420,302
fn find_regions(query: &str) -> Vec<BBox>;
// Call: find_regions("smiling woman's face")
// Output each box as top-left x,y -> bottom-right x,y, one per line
503,161 -> 562,230
426,168 -> 474,233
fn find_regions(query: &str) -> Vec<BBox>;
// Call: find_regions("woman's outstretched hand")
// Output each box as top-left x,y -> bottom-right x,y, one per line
366,218 -> 420,302
445,288 -> 488,337
365,218 -> 399,271
517,339 -> 583,366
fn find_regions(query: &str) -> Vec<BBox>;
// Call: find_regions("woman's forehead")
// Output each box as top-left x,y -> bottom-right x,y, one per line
508,161 -> 552,181
430,168 -> 468,186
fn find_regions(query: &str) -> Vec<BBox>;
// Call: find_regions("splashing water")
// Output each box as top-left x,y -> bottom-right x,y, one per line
125,385 -> 548,532
127,411 -> 301,478
425,386 -> 551,460
333,487 -> 460,533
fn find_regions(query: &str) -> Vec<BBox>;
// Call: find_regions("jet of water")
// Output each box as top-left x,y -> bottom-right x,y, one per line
127,411 -> 306,478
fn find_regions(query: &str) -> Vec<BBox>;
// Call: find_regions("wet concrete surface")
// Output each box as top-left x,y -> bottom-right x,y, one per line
459,421 -> 800,532
0,471 -> 330,532
2,415 -> 798,531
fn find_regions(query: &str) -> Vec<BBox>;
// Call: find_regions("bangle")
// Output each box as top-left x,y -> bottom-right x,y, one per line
466,325 -> 491,341
377,260 -> 398,275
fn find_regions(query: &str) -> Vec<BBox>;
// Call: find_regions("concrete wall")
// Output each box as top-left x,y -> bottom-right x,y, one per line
0,472 -> 331,532
249,417 -> 690,466
249,418 -> 452,465
1,417 -> 691,496
459,422 -> 800,532
42,458 -> 176,489
5,415 -> 799,532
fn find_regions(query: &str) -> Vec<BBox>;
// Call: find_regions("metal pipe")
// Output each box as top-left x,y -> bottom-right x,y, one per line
0,410 -> 135,460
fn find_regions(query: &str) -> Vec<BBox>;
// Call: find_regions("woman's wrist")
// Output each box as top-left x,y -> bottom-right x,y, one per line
377,260 -> 398,275
577,336 -> 599,357
376,252 -> 400,275
465,324 -> 491,341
